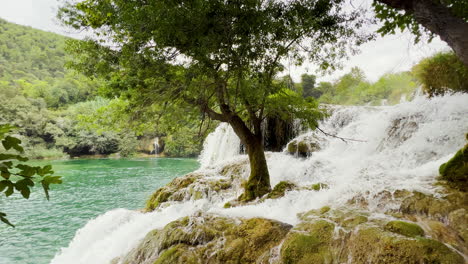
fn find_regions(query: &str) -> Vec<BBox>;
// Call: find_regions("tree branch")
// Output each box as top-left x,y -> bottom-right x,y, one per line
316,127 -> 367,143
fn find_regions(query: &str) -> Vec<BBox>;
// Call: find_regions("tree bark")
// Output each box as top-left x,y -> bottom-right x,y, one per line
228,115 -> 271,201
376,0 -> 468,66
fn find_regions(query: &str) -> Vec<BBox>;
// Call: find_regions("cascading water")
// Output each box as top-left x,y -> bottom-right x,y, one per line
153,137 -> 160,155
198,123 -> 241,168
51,93 -> 468,264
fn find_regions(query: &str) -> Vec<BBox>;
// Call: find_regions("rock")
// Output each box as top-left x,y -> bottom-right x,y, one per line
448,208 -> 468,244
439,140 -> 468,191
384,220 -> 425,237
293,206 -> 464,264
306,183 -> 328,191
266,181 -> 297,199
287,139 -> 320,157
400,190 -> 467,220
348,227 -> 464,264
145,172 -> 233,211
119,214 -> 292,264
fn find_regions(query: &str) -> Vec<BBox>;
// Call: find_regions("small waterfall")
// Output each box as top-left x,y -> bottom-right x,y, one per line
51,93 -> 468,264
153,137 -> 160,155
198,123 -> 241,168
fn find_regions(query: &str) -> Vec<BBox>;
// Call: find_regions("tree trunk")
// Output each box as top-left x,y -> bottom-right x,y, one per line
377,0 -> 468,66
227,115 -> 271,201
241,136 -> 271,201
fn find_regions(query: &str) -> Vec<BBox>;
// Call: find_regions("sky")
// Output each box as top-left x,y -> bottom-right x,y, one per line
0,0 -> 450,83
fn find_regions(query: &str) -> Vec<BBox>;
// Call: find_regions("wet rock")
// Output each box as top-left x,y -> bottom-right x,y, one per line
348,227 -> 464,264
384,220 -> 425,237
280,218 -> 345,264
266,181 -> 297,199
119,214 -> 292,264
439,138 -> 468,191
145,172 -> 233,212
287,138 -> 320,157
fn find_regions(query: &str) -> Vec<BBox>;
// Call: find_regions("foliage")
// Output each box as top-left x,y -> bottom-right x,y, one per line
372,1 -> 467,43
0,18 -> 99,108
301,74 -> 322,99
316,67 -> 418,105
412,52 -> 468,96
0,124 -> 62,227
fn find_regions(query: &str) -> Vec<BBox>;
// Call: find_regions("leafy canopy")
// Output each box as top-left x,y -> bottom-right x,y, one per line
0,124 -> 62,227
373,0 -> 468,43
59,0 -> 370,133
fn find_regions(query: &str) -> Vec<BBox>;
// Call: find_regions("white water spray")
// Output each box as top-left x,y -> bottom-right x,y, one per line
51,93 -> 468,264
198,123 -> 241,168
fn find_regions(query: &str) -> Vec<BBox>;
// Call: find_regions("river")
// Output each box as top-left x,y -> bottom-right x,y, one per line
0,158 -> 199,264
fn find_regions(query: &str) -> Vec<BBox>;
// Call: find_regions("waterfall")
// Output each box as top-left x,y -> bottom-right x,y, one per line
51,93 -> 468,264
153,137 -> 160,155
198,123 -> 241,168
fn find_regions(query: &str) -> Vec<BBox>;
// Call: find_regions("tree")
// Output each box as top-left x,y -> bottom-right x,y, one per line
373,0 -> 468,66
59,0 -> 368,201
0,124 -> 62,227
301,74 -> 322,98
412,52 -> 468,96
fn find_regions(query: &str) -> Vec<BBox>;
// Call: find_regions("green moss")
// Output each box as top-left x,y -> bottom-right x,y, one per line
153,244 -> 198,264
439,143 -> 468,191
145,188 -> 172,211
223,202 -> 232,208
287,140 -> 320,157
384,220 -> 425,237
309,183 -> 328,191
281,233 -> 323,264
281,220 -> 334,264
267,181 -> 297,199
342,215 -> 368,228
348,227 -> 464,264
319,206 -> 331,214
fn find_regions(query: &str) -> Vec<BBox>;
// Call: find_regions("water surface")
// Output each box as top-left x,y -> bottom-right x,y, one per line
0,158 -> 198,264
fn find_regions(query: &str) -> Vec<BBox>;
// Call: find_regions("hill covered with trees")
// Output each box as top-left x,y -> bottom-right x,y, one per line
0,18 -> 208,159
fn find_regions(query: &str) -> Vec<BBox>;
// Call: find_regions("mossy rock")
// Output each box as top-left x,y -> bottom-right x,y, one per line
307,183 -> 328,191
120,214 -> 291,264
348,227 -> 464,264
400,190 -> 467,220
439,142 -> 468,191
144,171 -> 236,211
145,188 -> 173,211
266,181 -> 297,199
384,220 -> 425,237
154,244 -> 199,264
287,140 -> 320,157
281,220 -> 335,264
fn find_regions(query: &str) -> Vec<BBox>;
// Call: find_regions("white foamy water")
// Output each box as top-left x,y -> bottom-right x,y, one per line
198,123 -> 241,168
51,93 -> 468,264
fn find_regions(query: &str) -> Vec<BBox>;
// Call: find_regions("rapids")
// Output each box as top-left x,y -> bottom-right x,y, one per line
51,93 -> 468,264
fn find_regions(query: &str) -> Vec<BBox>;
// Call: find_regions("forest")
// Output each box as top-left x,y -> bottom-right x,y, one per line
1,18 -> 466,160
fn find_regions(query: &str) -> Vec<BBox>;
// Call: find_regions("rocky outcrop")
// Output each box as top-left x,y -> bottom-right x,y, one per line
286,139 -> 320,157
439,134 -> 468,191
117,214 -> 292,264
137,161 -> 466,264
145,161 -> 247,211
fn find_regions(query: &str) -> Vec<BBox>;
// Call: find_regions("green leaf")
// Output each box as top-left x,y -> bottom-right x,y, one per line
41,176 -> 62,200
0,180 -> 9,192
2,136 -> 24,152
5,184 -> 14,197
0,153 -> 28,162
16,164 -> 38,177
0,212 -> 15,228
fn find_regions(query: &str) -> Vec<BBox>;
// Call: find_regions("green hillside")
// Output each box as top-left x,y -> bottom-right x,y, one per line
0,18 -> 207,159
0,18 -> 67,81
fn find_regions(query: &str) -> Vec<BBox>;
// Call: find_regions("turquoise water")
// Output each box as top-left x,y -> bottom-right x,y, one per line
0,158 -> 199,264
